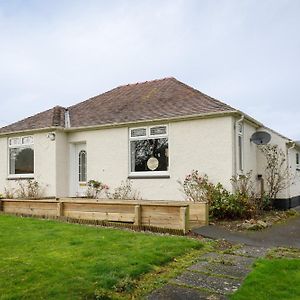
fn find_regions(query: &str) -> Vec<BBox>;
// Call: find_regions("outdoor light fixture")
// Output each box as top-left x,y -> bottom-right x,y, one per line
47,132 -> 56,141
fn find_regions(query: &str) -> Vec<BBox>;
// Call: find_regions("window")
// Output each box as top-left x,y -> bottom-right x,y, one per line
79,150 -> 87,182
237,123 -> 244,172
296,153 -> 300,169
9,136 -> 34,176
129,125 -> 169,176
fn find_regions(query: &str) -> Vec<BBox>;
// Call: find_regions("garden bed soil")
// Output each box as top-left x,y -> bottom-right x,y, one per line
211,209 -> 299,232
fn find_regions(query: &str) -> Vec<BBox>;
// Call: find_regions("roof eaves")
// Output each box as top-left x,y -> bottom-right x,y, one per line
294,141 -> 300,150
64,110 -> 237,133
233,110 -> 295,141
261,125 -> 292,142
0,126 -> 65,137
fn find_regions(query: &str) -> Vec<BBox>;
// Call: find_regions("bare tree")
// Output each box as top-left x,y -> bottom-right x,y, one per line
259,144 -> 293,200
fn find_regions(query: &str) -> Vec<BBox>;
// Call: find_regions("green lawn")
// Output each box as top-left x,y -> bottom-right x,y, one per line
0,214 -> 203,299
231,258 -> 300,300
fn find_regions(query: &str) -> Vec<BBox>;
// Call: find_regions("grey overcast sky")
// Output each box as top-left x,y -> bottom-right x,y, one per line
0,0 -> 299,139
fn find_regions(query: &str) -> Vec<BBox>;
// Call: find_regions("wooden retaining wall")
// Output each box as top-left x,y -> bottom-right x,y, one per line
0,198 -> 208,234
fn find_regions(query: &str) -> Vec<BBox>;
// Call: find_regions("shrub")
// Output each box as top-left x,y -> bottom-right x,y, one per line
179,170 -> 262,220
230,171 -> 259,216
231,171 -> 254,197
259,193 -> 272,211
178,170 -> 215,203
3,180 -> 45,199
86,180 -> 109,199
259,144 -> 293,200
107,180 -> 141,200
16,180 -> 44,199
210,192 -> 243,219
4,187 -> 15,199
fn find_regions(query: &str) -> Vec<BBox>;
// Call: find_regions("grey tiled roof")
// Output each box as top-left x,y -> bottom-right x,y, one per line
0,77 -> 236,134
0,106 -> 66,134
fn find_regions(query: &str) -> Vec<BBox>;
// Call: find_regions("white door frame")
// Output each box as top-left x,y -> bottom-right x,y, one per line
69,142 -> 87,197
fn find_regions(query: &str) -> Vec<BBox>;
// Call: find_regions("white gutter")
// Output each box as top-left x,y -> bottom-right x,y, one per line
0,110 -> 237,137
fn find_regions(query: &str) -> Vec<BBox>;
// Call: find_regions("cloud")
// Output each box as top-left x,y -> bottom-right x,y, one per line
0,0 -> 299,139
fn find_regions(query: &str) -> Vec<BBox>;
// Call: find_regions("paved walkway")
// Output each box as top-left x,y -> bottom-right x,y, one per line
193,211 -> 300,248
148,245 -> 268,300
148,209 -> 300,299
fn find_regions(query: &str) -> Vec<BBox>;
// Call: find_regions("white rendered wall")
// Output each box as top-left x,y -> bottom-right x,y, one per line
55,131 -> 69,197
0,132 -> 56,197
0,137 -> 7,195
1,118 -> 299,201
67,116 -> 234,200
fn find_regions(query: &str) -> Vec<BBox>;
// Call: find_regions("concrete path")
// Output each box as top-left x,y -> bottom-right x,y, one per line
148,245 -> 268,300
193,212 -> 300,248
148,209 -> 300,299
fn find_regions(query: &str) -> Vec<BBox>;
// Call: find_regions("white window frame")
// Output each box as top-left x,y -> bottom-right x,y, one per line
8,136 -> 34,179
78,149 -> 87,183
129,125 -> 169,177
296,152 -> 300,170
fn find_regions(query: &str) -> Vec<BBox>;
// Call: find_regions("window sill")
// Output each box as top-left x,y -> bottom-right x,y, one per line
7,175 -> 34,180
128,174 -> 170,179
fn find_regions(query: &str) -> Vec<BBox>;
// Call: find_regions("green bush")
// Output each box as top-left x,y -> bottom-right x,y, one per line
207,183 -> 255,220
179,170 -> 260,220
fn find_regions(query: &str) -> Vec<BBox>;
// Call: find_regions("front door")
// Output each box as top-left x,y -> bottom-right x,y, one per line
75,144 -> 87,197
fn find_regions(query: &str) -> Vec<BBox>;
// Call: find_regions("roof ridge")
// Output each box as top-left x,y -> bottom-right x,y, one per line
68,77 -> 176,110
114,77 -> 175,89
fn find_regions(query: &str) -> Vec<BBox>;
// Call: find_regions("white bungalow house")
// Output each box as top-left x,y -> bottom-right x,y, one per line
0,77 -> 299,208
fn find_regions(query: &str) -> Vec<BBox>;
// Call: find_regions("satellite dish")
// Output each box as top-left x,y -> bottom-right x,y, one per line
250,131 -> 271,145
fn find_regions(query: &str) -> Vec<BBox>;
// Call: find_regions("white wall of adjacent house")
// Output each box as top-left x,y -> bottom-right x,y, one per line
65,116 -> 235,200
287,146 -> 300,198
255,127 -> 300,200
232,118 -> 300,201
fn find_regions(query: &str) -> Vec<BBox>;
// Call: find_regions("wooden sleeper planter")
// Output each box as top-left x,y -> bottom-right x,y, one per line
0,198 -> 208,234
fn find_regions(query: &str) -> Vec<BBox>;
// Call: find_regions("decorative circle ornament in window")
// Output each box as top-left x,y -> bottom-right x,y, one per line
147,157 -> 159,171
